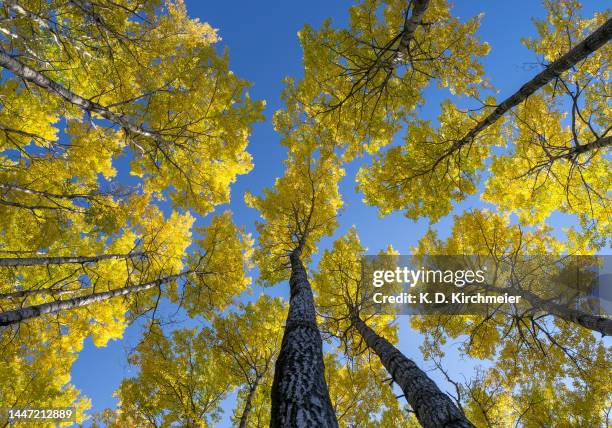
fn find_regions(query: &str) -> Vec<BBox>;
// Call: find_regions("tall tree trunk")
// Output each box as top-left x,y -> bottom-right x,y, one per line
238,374 -> 262,428
439,17 -> 612,162
0,198 -> 82,212
0,271 -> 191,326
0,252 -> 144,267
270,249 -> 338,427
489,285 -> 612,336
397,0 -> 430,56
351,315 -> 475,428
0,48 -> 166,145
0,183 -> 103,200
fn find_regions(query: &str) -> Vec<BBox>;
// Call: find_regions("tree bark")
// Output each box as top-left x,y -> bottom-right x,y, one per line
489,285 -> 612,336
0,270 -> 191,326
569,134 -> 611,157
352,315 -> 475,428
0,287 -> 81,301
0,48 -> 167,145
238,374 -> 261,428
0,252 -> 146,301
0,183 -> 102,201
397,0 -> 430,56
0,197 -> 83,212
439,17 -> 612,163
270,249 -> 338,427
0,252 -> 144,267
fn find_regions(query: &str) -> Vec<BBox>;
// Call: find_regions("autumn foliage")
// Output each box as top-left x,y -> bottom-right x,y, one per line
0,0 -> 610,427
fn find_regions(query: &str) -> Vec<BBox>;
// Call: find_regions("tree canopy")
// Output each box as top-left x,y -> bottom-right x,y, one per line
0,0 -> 609,427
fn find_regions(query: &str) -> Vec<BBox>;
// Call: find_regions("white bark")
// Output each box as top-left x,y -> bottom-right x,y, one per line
397,0 -> 430,57
0,252 -> 144,267
0,270 -> 190,326
0,49 -> 167,145
488,285 -> 612,336
439,18 -> 612,162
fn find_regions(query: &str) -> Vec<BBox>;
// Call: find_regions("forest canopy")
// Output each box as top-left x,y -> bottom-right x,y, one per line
0,0 -> 610,427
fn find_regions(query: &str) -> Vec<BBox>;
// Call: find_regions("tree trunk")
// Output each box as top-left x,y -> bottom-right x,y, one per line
0,48 -> 165,144
0,252 -> 144,267
270,249 -> 338,427
238,374 -> 261,428
489,285 -> 612,336
569,134 -> 611,157
441,17 -> 612,162
0,198 -> 82,212
0,183 -> 102,200
0,271 -> 191,326
397,0 -> 430,56
352,316 -> 475,428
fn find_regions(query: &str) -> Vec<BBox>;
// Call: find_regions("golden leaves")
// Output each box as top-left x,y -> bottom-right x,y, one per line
247,143 -> 344,284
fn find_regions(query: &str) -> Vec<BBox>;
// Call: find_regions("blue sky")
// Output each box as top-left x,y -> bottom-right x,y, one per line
70,1 -> 606,426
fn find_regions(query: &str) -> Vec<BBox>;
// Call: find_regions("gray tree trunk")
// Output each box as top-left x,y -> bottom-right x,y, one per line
0,287 -> 80,301
0,252 -> 146,301
352,316 -> 475,428
270,249 -> 338,427
0,183 -> 104,200
397,0 -> 430,56
0,48 -> 165,144
0,252 -> 144,267
442,17 -> 612,161
238,374 -> 261,428
489,285 -> 612,336
0,271 -> 190,326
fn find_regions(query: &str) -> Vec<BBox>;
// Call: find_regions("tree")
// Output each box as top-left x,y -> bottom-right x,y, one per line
410,210 -> 611,425
246,136 -> 343,425
350,316 -> 475,428
94,295 -> 285,428
356,1 -> 610,242
110,324 -> 232,427
0,0 -> 264,215
313,229 -> 476,428
0,313 -> 92,427
459,339 -> 611,427
414,209 -> 611,336
0,209 -> 252,427
324,352 -> 417,427
250,1 -> 492,422
0,0 -> 262,329
2,1 -> 610,426
209,295 -> 286,428
424,14 -> 611,167
0,211 -> 252,326
275,0 -> 489,161
0,1 -> 262,416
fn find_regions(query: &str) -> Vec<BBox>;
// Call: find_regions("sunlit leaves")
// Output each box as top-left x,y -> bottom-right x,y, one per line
411,210 -> 611,425
325,353 -> 415,427
0,1 -> 262,420
112,324 -> 231,427
172,211 -> 253,318
246,145 -> 344,284
0,317 -> 91,426
313,228 -> 398,356
210,295 -> 286,426
357,98 -> 503,221
287,0 -> 489,160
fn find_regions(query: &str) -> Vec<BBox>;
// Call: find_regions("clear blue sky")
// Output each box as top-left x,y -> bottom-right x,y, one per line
70,1 -> 605,426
